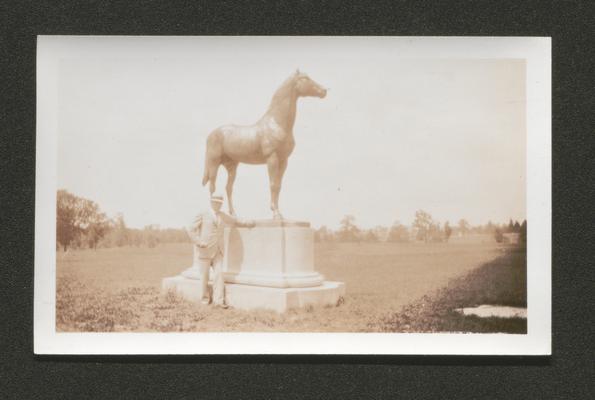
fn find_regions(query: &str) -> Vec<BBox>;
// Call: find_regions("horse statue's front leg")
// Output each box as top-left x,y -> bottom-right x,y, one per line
266,154 -> 283,220
271,193 -> 282,220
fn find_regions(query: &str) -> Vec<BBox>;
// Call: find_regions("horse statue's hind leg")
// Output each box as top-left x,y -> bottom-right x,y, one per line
202,131 -> 239,216
205,159 -> 220,195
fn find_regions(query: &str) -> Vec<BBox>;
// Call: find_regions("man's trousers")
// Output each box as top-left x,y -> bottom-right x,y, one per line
199,253 -> 224,305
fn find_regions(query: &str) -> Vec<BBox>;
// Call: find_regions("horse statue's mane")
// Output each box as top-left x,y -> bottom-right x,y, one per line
269,72 -> 298,108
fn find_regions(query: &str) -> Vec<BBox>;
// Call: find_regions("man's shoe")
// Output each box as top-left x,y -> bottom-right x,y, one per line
215,303 -> 229,309
201,299 -> 210,306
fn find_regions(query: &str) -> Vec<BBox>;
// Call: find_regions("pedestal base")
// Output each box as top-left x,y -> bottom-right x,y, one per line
180,265 -> 324,288
162,275 -> 345,313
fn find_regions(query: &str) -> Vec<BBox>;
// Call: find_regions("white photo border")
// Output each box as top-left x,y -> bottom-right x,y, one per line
34,36 -> 551,355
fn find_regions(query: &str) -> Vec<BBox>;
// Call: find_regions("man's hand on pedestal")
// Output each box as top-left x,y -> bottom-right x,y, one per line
217,210 -> 256,228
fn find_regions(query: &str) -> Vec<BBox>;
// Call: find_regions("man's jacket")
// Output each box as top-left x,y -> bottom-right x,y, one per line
187,209 -> 253,259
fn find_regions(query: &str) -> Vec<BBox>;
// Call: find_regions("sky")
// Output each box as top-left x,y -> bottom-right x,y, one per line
57,37 -> 526,230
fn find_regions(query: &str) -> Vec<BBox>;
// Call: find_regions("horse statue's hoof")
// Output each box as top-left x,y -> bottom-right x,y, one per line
273,213 -> 283,220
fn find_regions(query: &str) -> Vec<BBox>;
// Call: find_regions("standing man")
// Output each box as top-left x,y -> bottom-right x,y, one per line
187,194 -> 255,308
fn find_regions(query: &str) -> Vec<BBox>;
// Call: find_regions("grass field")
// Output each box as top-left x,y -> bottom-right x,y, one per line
56,236 -> 524,332
378,246 -> 527,333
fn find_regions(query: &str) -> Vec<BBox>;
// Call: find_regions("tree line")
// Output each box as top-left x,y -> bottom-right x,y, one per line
315,210 -> 527,245
56,190 -> 527,250
56,190 -> 189,251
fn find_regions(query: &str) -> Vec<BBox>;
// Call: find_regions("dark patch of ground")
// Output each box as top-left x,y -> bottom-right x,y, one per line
376,246 -> 527,333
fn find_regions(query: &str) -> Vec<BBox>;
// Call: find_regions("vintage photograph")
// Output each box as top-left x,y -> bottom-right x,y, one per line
35,36 -> 551,354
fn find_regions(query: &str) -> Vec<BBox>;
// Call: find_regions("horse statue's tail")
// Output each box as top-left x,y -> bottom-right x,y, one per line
202,155 -> 210,186
202,129 -> 221,188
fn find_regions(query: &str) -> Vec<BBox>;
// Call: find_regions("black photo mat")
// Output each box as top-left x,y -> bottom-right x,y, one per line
2,0 -> 594,398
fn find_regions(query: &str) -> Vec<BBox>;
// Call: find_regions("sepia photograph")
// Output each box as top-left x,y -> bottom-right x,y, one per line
34,36 -> 551,354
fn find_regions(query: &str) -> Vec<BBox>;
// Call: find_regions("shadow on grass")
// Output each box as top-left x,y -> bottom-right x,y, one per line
373,246 -> 527,333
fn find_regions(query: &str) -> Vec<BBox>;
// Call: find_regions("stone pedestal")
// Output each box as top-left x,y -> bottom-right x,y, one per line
162,276 -> 345,313
162,219 -> 345,312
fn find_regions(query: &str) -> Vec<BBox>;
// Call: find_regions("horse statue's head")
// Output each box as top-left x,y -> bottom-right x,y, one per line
294,69 -> 327,99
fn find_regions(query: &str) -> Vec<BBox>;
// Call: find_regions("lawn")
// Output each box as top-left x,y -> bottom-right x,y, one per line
56,236 -> 522,332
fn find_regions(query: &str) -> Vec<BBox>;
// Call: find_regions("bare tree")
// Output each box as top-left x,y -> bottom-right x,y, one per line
413,210 -> 433,242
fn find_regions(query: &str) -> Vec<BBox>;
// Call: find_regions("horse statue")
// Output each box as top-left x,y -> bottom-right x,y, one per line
201,70 -> 327,219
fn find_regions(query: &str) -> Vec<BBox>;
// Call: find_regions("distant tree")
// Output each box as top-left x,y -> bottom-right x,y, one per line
458,219 -> 470,236
520,220 -> 527,244
143,225 -> 159,248
57,190 -> 81,251
314,226 -> 325,242
338,215 -> 360,242
315,225 -> 335,243
413,210 -> 433,242
388,221 -> 409,243
373,225 -> 389,242
85,211 -> 110,249
56,190 -> 109,251
444,221 -> 452,242
485,220 -> 495,233
130,230 -> 143,247
507,219 -> 514,233
155,228 -> 189,244
100,224 -> 190,248
428,222 -> 443,242
363,229 -> 378,242
513,221 -> 521,233
113,213 -> 129,247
